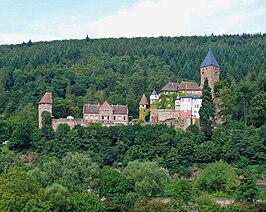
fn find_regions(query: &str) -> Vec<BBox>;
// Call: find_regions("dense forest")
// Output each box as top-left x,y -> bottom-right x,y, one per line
0,34 -> 265,211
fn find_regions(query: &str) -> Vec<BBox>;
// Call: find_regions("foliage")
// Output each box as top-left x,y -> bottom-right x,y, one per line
164,178 -> 193,203
249,92 -> 266,127
72,192 -> 105,212
236,170 -> 259,202
98,166 -> 134,211
43,183 -> 74,212
0,168 -> 46,211
8,120 -> 33,151
157,93 -> 177,109
199,78 -> 215,139
0,35 -> 265,211
123,161 -> 169,197
195,161 -> 239,194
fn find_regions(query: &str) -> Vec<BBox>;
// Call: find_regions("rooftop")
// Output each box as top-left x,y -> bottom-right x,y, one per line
178,81 -> 201,91
201,49 -> 220,68
151,89 -> 158,96
139,94 -> 149,105
161,82 -> 179,92
39,92 -> 52,104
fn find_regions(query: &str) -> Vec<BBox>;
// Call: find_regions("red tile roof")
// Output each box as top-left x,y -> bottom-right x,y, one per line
39,92 -> 52,104
139,94 -> 149,105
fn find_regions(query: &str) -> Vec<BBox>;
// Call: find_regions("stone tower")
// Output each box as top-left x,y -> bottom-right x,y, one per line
38,92 -> 53,128
200,49 -> 220,97
139,94 -> 149,121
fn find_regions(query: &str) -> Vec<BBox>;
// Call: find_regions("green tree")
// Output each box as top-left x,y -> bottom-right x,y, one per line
0,168 -> 45,211
196,161 -> 238,193
61,152 -> 99,192
199,79 -> 215,139
236,170 -> 258,202
0,115 -> 9,143
98,166 -> 134,211
165,178 -> 193,203
237,79 -> 258,126
249,92 -> 266,127
73,193 -> 105,212
123,161 -> 169,197
8,120 -> 33,151
216,85 -> 237,123
44,183 -> 74,212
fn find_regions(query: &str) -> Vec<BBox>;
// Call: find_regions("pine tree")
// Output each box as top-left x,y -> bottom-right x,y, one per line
85,35 -> 90,42
199,78 -> 216,139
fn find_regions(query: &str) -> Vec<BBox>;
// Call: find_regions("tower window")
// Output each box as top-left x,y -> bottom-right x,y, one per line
202,71 -> 204,74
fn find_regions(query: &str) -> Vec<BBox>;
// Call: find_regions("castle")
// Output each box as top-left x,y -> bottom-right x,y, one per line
38,94 -> 128,130
39,49 -> 220,130
139,49 -> 220,129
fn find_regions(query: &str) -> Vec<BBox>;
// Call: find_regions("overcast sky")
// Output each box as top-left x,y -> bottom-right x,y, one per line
0,0 -> 265,44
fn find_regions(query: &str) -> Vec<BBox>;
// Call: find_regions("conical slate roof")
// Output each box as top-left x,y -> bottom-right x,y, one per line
151,89 -> 157,95
201,49 -> 220,68
139,94 -> 149,105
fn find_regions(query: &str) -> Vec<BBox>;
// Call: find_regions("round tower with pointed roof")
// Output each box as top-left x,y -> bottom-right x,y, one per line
150,89 -> 159,109
139,94 -> 149,121
200,49 -> 220,97
38,92 -> 53,128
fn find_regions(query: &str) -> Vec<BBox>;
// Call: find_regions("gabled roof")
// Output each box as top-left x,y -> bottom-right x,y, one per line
113,105 -> 128,115
83,104 -> 100,114
83,102 -> 128,115
139,94 -> 149,105
161,82 -> 179,92
178,81 -> 201,91
201,49 -> 220,68
39,92 -> 52,104
151,89 -> 157,95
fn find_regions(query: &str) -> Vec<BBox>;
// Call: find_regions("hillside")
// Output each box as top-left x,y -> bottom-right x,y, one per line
0,34 -> 265,211
0,34 -> 265,119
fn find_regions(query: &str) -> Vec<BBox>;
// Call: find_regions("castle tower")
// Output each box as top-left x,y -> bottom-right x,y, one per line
38,92 -> 53,128
200,49 -> 220,97
150,89 -> 159,109
139,94 -> 149,121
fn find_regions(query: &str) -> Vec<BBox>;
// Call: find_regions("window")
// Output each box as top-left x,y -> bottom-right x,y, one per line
118,116 -> 121,120
90,115 -> 93,120
124,116 -> 126,120
114,116 -> 116,120
85,116 -> 88,120
182,98 -> 184,102
188,98 -> 190,102
96,116 -> 98,120
194,110 -> 197,114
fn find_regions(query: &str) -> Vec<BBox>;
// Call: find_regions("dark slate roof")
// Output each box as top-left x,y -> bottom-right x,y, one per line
139,94 -> 149,105
151,89 -> 157,95
180,95 -> 202,99
83,103 -> 128,115
39,92 -> 52,104
161,82 -> 179,92
113,105 -> 128,115
178,81 -> 201,91
83,104 -> 100,114
201,49 -> 220,68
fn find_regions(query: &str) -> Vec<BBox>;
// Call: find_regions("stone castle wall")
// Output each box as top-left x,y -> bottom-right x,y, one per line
157,109 -> 179,122
52,118 -> 89,130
